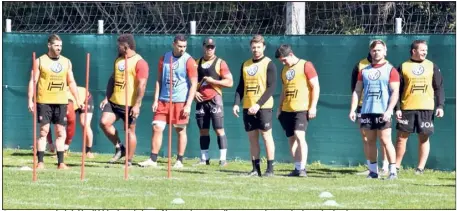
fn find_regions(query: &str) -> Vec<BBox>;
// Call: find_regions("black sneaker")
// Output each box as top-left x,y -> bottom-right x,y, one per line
289,169 -> 307,177
264,170 -> 274,177
247,169 -> 258,176
109,145 -> 126,163
415,168 -> 424,175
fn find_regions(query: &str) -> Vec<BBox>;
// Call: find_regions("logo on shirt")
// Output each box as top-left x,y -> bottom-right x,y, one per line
246,65 -> 258,76
285,69 -> 295,81
50,62 -> 63,73
172,60 -> 179,70
201,62 -> 211,69
412,65 -> 425,76
367,69 -> 381,81
117,62 -> 125,72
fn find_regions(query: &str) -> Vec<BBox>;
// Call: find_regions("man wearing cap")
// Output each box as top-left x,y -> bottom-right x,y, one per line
194,37 -> 233,167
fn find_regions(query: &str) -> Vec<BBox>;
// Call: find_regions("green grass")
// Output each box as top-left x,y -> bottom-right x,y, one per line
2,149 -> 455,209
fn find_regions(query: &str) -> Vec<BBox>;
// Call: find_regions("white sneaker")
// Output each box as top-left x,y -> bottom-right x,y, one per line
138,159 -> 158,167
173,161 -> 184,169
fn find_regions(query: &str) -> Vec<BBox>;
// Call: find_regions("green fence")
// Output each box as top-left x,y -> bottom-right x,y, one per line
2,34 -> 455,170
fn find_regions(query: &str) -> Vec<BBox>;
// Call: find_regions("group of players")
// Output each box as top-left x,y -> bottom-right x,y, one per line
27,34 -> 445,179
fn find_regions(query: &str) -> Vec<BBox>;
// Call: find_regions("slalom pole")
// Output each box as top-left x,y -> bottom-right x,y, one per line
80,53 -> 90,180
32,52 -> 37,182
168,56 -> 173,178
124,54 -> 129,180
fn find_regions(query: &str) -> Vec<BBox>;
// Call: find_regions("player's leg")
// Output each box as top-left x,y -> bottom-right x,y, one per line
36,104 -> 52,169
99,102 -> 123,163
279,111 -> 301,176
259,109 -> 275,176
357,106 -> 371,169
126,118 -> 137,166
377,117 -> 397,179
195,102 -> 211,165
210,95 -> 227,166
80,111 -> 94,158
415,110 -> 434,174
54,104 -> 68,169
139,101 -> 167,167
243,109 -> 261,176
380,144 -> 389,174
360,114 -> 379,178
46,127 -> 55,153
64,101 -> 76,154
173,102 -> 191,168
395,110 -> 414,170
293,111 -> 309,177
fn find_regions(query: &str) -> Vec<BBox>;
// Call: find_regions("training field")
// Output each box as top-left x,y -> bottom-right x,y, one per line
2,149 -> 455,209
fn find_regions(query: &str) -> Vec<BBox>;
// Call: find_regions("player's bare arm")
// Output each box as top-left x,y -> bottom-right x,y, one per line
100,73 -> 114,110
349,81 -> 363,121
386,80 -> 400,121
131,60 -> 149,118
27,58 -> 40,112
204,73 -> 233,88
152,58 -> 163,112
308,77 -> 320,119
66,61 -> 82,109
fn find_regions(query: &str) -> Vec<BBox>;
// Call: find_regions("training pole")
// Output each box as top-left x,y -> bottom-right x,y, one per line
80,53 -> 90,181
32,52 -> 37,182
168,56 -> 173,178
124,54 -> 129,180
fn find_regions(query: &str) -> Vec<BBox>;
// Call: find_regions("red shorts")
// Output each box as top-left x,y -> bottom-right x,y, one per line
153,101 -> 189,125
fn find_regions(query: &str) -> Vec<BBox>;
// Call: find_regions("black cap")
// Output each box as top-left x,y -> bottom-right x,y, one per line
203,37 -> 216,46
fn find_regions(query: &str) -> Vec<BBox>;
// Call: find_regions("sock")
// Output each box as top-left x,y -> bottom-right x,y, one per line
219,149 -> 227,161
177,155 -> 183,162
217,135 -> 228,149
382,160 -> 389,171
37,151 -> 44,163
366,160 -> 370,166
200,136 -> 210,150
368,161 -> 378,173
85,146 -> 91,153
251,160 -> 256,170
294,162 -> 300,170
201,150 -> 209,161
57,151 -> 64,165
267,160 -> 274,172
254,159 -> 261,176
150,153 -> 158,162
389,163 -> 397,174
300,162 -> 305,170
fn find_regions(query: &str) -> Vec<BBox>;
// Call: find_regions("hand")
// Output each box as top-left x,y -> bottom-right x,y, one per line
152,101 -> 158,112
182,105 -> 191,117
308,106 -> 317,119
382,109 -> 393,122
28,99 -> 34,113
195,92 -> 204,103
99,98 -> 108,110
349,110 -> 357,122
248,104 -> 260,115
395,110 -> 402,120
233,105 -> 240,118
435,108 -> 444,118
130,105 -> 140,118
77,100 -> 84,110
203,76 -> 216,85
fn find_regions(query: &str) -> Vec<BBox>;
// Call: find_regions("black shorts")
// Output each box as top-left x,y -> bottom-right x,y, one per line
195,94 -> 224,130
396,110 -> 434,136
37,103 -> 68,126
102,101 -> 136,125
74,95 -> 94,114
359,113 -> 391,130
242,108 -> 273,132
278,111 -> 309,137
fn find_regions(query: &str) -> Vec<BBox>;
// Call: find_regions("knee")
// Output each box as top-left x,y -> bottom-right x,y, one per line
200,129 -> 210,136
153,124 -> 165,133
